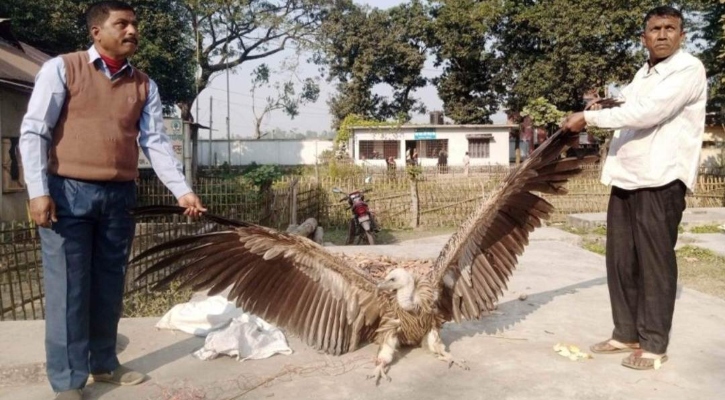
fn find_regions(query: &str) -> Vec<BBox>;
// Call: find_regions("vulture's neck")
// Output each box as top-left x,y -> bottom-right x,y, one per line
396,282 -> 417,311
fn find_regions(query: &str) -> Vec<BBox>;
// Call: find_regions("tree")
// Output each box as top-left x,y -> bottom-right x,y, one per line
493,0 -> 704,113
318,0 -> 430,128
0,0 -> 195,111
250,63 -> 320,139
428,0 -> 504,124
180,0 -> 330,172
700,1 -> 725,117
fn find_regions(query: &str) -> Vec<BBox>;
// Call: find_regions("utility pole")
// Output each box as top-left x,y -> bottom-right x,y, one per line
209,96 -> 213,166
226,65 -> 231,166
224,40 -> 232,166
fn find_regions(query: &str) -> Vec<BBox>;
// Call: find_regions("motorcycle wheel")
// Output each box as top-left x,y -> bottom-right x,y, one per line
364,231 -> 375,245
346,219 -> 356,245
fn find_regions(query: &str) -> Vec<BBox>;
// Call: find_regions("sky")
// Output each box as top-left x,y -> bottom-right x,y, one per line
191,0 -> 507,140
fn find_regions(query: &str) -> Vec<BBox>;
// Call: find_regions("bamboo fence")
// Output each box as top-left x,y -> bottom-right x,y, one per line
1,170 -> 723,321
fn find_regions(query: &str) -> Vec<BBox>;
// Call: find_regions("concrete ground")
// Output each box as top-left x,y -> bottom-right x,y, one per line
567,207 -> 725,256
1,224 -> 724,400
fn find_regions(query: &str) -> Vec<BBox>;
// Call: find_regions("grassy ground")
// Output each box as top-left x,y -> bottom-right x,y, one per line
123,281 -> 193,318
565,224 -> 725,299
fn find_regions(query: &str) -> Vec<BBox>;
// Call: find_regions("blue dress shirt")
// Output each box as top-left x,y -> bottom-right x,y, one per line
19,46 -> 192,200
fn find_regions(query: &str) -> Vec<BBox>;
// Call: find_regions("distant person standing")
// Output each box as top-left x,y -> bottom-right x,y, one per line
463,151 -> 470,176
386,156 -> 396,178
437,149 -> 448,173
19,2 -> 205,399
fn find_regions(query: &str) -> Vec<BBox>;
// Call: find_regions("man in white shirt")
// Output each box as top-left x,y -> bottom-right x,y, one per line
562,5 -> 706,371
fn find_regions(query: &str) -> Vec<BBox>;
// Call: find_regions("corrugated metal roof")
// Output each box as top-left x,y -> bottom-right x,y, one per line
0,19 -> 51,87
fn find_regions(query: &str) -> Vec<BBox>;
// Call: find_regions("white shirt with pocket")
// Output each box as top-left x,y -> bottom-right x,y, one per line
584,50 -> 707,191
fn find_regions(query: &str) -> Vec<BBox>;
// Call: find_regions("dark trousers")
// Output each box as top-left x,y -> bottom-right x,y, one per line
40,175 -> 136,391
605,180 -> 686,355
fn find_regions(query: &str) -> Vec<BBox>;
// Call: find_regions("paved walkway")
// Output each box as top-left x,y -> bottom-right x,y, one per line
1,226 -> 724,400
568,207 -> 725,256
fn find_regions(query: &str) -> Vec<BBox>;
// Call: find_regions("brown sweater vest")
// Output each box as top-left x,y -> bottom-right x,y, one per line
49,51 -> 149,181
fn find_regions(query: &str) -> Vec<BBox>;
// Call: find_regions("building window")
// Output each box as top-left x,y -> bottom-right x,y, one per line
359,140 -> 400,160
415,139 -> 448,158
468,139 -> 490,158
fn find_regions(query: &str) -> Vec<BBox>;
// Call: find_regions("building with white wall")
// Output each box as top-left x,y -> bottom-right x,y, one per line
197,139 -> 334,166
349,124 -> 516,167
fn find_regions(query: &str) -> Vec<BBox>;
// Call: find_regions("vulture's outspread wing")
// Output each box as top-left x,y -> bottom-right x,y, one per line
430,130 -> 595,322
131,206 -> 381,355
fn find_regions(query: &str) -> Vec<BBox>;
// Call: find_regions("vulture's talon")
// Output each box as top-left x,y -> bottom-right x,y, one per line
437,354 -> 468,370
368,364 -> 390,385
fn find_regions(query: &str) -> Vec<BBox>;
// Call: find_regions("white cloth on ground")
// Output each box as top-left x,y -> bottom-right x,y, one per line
193,314 -> 293,361
155,295 -> 292,361
155,295 -> 243,336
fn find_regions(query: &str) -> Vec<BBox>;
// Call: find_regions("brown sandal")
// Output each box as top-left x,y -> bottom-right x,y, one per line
621,350 -> 668,370
590,339 -> 640,354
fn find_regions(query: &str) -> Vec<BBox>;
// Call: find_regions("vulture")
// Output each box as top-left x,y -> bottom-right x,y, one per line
131,129 -> 595,384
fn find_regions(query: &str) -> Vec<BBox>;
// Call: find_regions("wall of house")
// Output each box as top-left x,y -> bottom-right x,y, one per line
196,139 -> 334,166
1,86 -> 30,222
352,127 -> 512,167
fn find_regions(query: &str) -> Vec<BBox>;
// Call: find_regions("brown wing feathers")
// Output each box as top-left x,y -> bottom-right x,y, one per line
131,208 -> 380,355
432,130 -> 595,322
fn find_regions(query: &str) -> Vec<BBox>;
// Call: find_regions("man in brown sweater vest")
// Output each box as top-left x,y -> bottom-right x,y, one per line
19,2 -> 205,399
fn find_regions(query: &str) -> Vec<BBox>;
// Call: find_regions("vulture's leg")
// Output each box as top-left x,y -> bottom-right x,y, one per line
368,333 -> 398,385
425,329 -> 469,370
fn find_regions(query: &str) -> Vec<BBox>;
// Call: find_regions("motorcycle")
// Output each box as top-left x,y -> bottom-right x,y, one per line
332,186 -> 378,245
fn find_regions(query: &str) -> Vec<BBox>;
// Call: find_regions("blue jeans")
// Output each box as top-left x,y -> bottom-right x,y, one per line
39,175 -> 136,391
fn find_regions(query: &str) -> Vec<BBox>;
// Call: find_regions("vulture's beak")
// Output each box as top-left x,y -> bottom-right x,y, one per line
376,282 -> 394,292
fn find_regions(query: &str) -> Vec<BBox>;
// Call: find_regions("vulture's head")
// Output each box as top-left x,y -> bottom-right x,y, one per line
377,268 -> 415,292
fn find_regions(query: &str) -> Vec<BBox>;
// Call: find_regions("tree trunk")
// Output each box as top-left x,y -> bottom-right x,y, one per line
289,218 -> 318,237
255,117 -> 263,140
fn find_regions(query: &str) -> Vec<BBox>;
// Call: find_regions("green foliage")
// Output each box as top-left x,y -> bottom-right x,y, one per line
699,1 -> 725,114
251,63 -> 321,139
521,97 -> 566,128
242,163 -> 284,193
583,239 -> 606,255
429,0 -> 503,123
123,280 -> 192,318
689,224 -> 724,234
0,0 -> 195,111
318,0 -> 430,127
335,114 -> 401,145
677,245 -> 718,260
327,158 -> 363,180
406,164 -> 423,181
493,0 -> 703,112
586,126 -> 614,142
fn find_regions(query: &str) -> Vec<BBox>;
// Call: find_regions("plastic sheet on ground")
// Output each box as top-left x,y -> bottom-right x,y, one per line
192,313 -> 293,361
155,295 -> 244,336
155,295 -> 292,361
